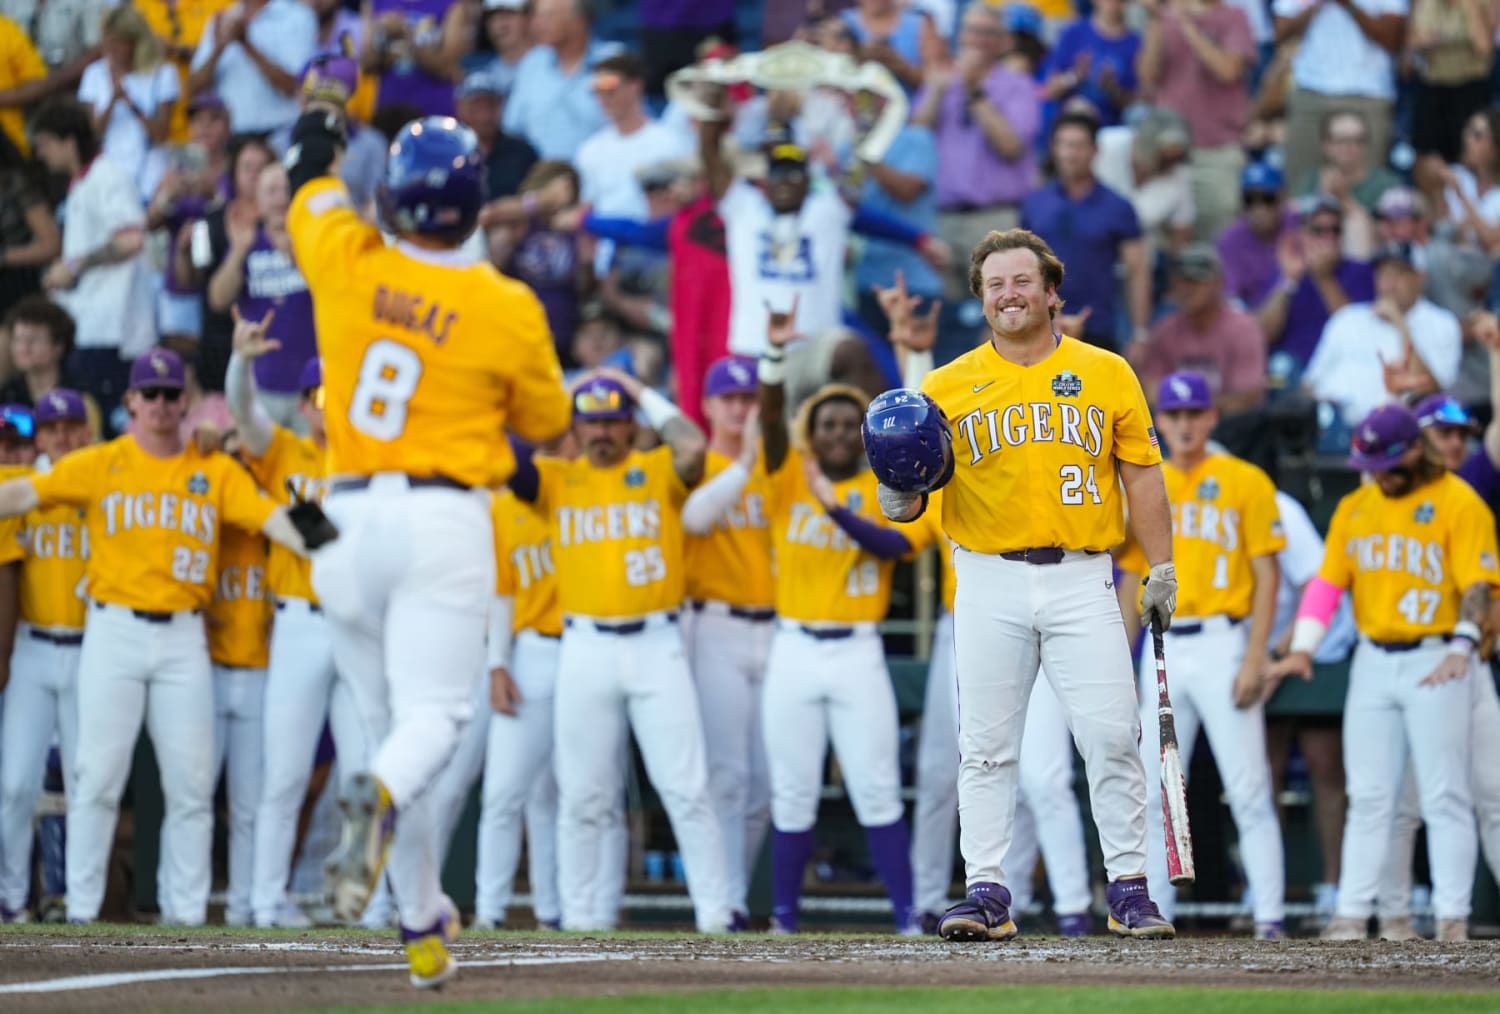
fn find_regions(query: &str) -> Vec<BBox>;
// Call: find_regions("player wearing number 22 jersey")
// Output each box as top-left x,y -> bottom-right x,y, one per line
286,114 -> 569,981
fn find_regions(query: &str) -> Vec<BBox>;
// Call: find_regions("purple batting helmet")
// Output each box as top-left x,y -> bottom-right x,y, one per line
377,117 -> 487,246
1349,404 -> 1422,473
862,388 -> 954,494
571,376 -> 634,422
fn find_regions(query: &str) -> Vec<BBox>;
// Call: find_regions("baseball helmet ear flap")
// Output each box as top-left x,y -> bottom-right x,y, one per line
862,389 -> 954,494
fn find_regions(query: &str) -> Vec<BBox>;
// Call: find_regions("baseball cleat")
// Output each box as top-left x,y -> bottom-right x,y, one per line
728,910 -> 751,933
0,906 -> 30,925
1254,921 -> 1285,940
1436,918 -> 1469,943
1105,876 -> 1174,939
325,773 -> 395,923
938,882 -> 1018,941
1057,912 -> 1092,937
402,898 -> 460,989
1377,917 -> 1421,942
1320,917 -> 1368,941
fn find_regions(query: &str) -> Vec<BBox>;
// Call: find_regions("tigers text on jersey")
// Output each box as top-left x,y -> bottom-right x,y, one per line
921,337 -> 1161,554
27,437 -> 276,613
534,446 -> 688,619
19,502 -> 89,631
492,488 -> 561,637
207,523 -> 272,669
245,425 -> 326,603
684,449 -> 773,609
287,178 -> 571,488
1159,453 -> 1285,619
1318,472 -> 1500,642
769,450 -> 933,624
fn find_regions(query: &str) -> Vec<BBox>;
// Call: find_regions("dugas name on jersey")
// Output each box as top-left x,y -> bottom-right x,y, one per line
101,492 -> 217,544
556,501 -> 662,547
955,401 -> 1107,464
1347,533 -> 1444,584
1174,500 -> 1241,551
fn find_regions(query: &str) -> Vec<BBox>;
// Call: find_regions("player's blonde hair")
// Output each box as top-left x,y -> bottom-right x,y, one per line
793,382 -> 869,457
968,229 -> 1066,316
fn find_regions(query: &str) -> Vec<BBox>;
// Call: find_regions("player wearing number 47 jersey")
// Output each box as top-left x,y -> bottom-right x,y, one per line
286,112 -> 570,986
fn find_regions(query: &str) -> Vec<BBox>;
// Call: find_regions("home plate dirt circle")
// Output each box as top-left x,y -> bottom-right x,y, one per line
2,932 -> 1498,1012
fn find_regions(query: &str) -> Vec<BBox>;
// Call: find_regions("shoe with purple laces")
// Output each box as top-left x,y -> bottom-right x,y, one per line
1106,876 -> 1175,939
938,882 -> 1018,941
1057,912 -> 1091,937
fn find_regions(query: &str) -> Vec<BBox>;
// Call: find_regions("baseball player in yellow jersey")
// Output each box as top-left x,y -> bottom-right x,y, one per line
0,394 -> 82,922
878,229 -> 1177,940
1114,371 -> 1287,938
0,348 -> 309,926
224,312 -> 372,930
755,305 -> 926,935
288,114 -> 569,982
679,355 -> 774,928
509,369 -> 733,933
1269,404 -> 1500,942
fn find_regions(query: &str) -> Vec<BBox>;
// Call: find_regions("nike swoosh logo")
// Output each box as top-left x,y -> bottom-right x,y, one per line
972,382 -> 995,393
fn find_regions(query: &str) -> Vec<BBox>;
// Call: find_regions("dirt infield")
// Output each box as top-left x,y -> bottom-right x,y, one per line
2,930 -> 1499,1012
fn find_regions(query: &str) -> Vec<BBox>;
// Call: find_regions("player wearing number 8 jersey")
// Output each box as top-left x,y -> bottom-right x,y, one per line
0,349 -> 309,926
879,229 -> 1177,940
1268,404 -> 1500,942
286,113 -> 569,985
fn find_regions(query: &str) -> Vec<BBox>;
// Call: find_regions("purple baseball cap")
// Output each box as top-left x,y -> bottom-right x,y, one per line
300,357 -> 323,392
1349,403 -> 1422,473
34,388 -> 86,424
1157,371 -> 1213,412
302,55 -> 358,105
703,355 -> 757,398
130,348 -> 186,391
1413,393 -> 1478,432
571,376 -> 634,421
187,92 -> 226,115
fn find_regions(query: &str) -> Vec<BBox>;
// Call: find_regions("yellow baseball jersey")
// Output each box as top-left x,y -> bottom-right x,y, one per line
1157,453 -> 1285,619
492,489 -> 561,637
768,451 -> 918,624
28,437 -> 277,613
245,425 -> 327,602
0,17 -> 46,153
535,446 -> 688,619
1319,472 -> 1500,642
921,337 -> 1161,555
0,464 -> 28,571
683,450 -> 773,609
288,178 -> 570,488
18,502 -> 89,631
207,524 -> 272,669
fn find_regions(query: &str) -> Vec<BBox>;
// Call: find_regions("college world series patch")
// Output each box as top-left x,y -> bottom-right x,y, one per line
1051,371 -> 1083,398
187,472 -> 210,496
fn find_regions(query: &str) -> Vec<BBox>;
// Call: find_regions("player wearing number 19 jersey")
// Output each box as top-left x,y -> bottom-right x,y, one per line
286,114 -> 569,985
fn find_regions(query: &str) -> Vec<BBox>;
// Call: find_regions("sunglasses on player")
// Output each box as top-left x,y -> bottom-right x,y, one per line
139,387 -> 183,403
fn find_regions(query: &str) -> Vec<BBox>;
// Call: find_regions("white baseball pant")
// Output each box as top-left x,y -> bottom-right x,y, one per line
212,665 -> 265,924
554,613 -> 731,932
250,599 -> 367,926
1378,661 -> 1500,919
1138,616 -> 1285,925
67,604 -> 216,924
912,611 -> 1093,917
1337,638 -> 1477,921
953,548 -> 1148,887
685,602 -> 773,916
313,478 -> 495,933
0,628 -> 81,912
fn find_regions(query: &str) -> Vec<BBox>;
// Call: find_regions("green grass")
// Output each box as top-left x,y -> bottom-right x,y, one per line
294,986 -> 1500,1014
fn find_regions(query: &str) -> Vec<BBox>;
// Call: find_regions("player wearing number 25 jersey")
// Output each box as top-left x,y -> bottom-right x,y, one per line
287,114 -> 569,984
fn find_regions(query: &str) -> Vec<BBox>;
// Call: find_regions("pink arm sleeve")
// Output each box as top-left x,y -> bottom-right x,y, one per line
1296,575 -> 1344,626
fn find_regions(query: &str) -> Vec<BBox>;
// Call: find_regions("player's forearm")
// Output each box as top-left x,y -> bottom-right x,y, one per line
681,460 -> 751,534
224,352 -> 275,457
1124,243 -> 1151,330
486,595 -> 515,669
1245,554 -> 1281,661
826,505 -> 912,560
1120,462 -> 1172,565
758,359 -> 790,472
1460,582 -> 1492,631
0,478 -> 40,518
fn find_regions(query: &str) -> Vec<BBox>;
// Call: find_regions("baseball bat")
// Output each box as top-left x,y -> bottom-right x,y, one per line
1152,617 -> 1196,886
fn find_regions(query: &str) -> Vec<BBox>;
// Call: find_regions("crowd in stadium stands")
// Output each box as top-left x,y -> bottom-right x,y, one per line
0,0 -> 1497,933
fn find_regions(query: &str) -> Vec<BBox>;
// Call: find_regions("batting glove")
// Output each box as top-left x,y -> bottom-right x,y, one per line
1141,562 -> 1177,631
877,483 -> 925,522
285,110 -> 346,195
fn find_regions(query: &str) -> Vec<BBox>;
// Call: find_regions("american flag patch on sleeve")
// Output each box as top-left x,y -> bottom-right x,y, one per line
1148,426 -> 1159,448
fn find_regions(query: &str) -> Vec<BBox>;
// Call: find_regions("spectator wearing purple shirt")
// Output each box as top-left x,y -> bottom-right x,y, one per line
912,3 -> 1041,300
640,0 -> 737,98
308,0 -> 364,59
763,0 -> 857,46
1253,194 -> 1374,382
1217,161 -> 1293,310
1021,111 -> 1149,350
362,0 -> 468,118
1040,0 -> 1140,128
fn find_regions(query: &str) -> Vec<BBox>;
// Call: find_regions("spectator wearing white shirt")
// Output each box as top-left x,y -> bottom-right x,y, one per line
78,7 -> 179,202
1303,241 -> 1462,427
503,0 -> 621,161
1273,0 -> 1407,184
31,98 -> 153,436
189,0 -> 317,135
576,54 -> 693,224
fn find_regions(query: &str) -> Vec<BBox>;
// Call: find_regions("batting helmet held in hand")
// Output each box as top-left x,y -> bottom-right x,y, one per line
377,117 -> 487,246
862,389 -> 954,494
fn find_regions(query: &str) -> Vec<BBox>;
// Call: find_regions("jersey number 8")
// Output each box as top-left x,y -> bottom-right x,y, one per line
350,339 -> 424,440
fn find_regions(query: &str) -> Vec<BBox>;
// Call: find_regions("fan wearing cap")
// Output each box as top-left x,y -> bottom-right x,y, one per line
675,354 -> 774,927
1115,370 -> 1287,938
0,389 -> 89,923
452,70 -> 539,202
507,367 -> 734,933
0,347 -> 313,927
1217,161 -> 1290,311
269,55 -> 388,213
1302,241 -> 1461,427
1268,403 -> 1500,942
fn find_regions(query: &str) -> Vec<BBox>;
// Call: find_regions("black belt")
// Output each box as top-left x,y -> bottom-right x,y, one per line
565,613 -> 678,636
330,474 -> 470,495
1370,635 -> 1450,653
800,625 -> 855,641
1171,618 -> 1243,637
94,601 -> 199,624
999,548 -> 1104,565
942,200 -> 1018,213
690,600 -> 776,622
30,628 -> 83,646
276,599 -> 323,614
